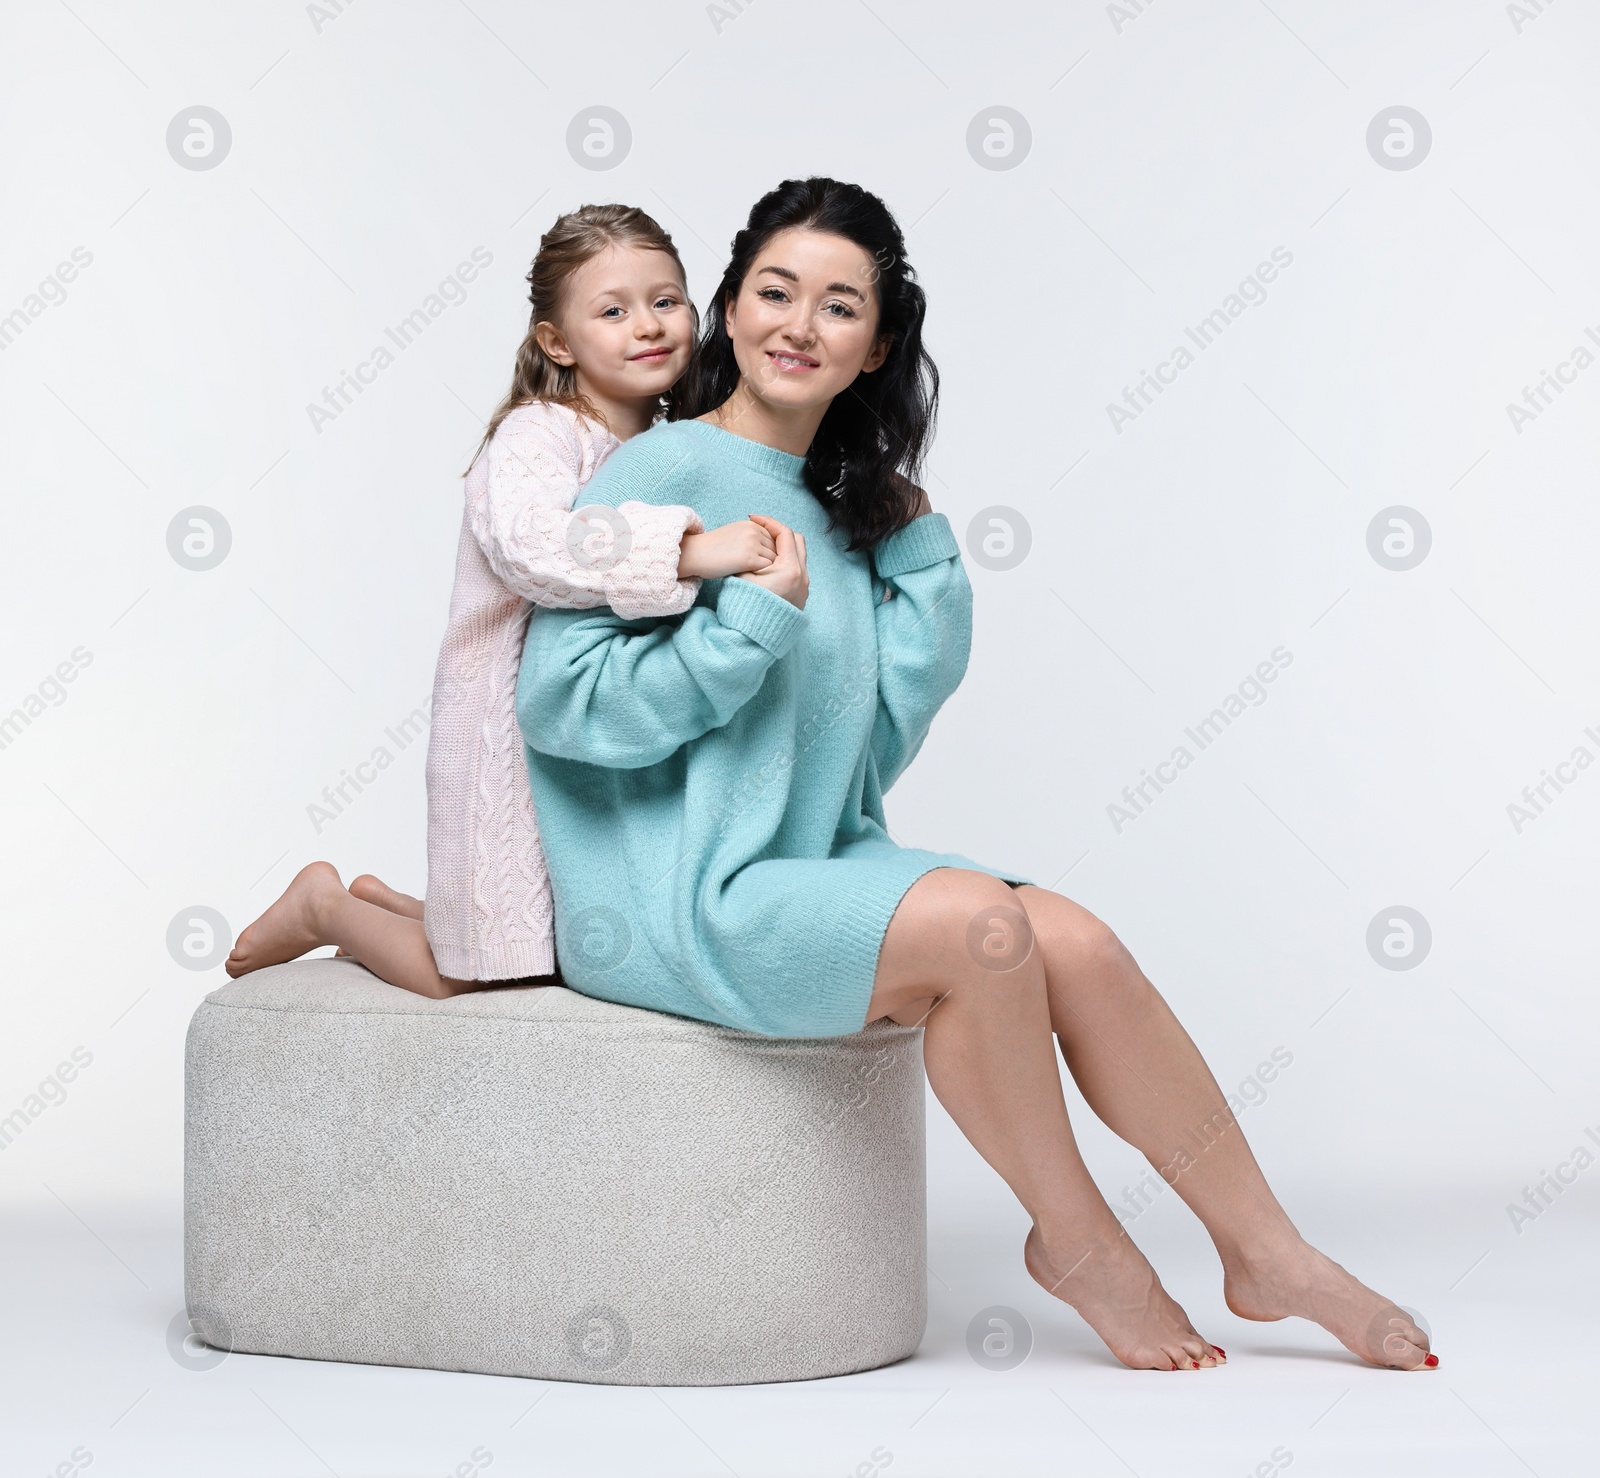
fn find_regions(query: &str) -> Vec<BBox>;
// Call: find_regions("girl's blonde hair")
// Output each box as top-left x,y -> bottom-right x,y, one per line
467,203 -> 693,470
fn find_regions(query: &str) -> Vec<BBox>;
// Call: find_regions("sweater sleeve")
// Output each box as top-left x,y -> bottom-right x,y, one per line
471,407 -> 705,620
868,512 -> 973,794
517,577 -> 806,769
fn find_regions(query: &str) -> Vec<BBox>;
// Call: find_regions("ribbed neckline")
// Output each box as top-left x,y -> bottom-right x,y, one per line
680,418 -> 808,484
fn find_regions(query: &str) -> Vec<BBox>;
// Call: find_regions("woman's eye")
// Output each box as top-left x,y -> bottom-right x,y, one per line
823,300 -> 855,319
757,287 -> 788,303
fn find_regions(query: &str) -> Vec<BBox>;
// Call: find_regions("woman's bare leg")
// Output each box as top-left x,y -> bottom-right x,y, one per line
1007,883 -> 1435,1371
868,868 -> 1221,1371
227,862 -> 483,999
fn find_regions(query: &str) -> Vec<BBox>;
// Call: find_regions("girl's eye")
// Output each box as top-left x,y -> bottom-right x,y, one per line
601,305 -> 624,318
654,296 -> 679,310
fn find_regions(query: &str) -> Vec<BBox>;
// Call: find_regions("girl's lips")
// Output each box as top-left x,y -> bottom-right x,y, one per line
767,350 -> 819,371
629,348 -> 673,362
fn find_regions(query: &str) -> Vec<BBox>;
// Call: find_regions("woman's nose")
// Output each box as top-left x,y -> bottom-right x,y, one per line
782,311 -> 816,347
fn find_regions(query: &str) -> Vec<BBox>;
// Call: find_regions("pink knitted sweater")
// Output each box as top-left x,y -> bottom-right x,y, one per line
423,401 -> 703,981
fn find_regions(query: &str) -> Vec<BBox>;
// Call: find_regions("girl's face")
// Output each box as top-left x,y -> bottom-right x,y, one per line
536,244 -> 693,403
724,227 -> 891,414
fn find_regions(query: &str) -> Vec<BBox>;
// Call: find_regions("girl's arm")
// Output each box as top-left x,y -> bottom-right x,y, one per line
472,408 -> 705,620
516,578 -> 806,770
868,510 -> 974,795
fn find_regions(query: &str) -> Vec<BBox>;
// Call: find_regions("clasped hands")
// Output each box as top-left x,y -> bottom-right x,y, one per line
677,476 -> 931,612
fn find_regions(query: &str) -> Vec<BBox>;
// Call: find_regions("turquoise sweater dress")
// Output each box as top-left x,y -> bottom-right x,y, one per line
515,419 -> 1030,1038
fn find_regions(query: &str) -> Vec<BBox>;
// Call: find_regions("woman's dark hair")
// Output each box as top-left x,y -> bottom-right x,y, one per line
672,177 -> 937,552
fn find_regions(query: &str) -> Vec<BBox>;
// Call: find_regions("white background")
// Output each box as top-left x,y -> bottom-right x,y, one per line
1,0 -> 1595,1473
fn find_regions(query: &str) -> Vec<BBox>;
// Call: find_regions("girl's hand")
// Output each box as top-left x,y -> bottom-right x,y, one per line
739,515 -> 808,609
678,518 -> 779,580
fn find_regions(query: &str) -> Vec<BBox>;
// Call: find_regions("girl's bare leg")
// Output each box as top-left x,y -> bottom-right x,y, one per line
348,874 -> 424,919
868,868 -> 1221,1371
347,870 -> 425,914
227,862 -> 483,999
332,874 -> 424,956
1007,883 -> 1434,1371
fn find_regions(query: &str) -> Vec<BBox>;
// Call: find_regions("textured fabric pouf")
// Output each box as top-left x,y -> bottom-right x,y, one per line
184,958 -> 927,1386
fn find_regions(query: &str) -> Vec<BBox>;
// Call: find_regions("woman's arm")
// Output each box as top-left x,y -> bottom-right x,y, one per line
472,408 -> 705,620
868,508 -> 973,794
517,576 -> 806,770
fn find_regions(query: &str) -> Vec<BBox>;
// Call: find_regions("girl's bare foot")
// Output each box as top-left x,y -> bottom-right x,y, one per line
348,874 -> 424,919
1223,1232 -> 1437,1370
226,862 -> 346,977
1026,1225 -> 1223,1371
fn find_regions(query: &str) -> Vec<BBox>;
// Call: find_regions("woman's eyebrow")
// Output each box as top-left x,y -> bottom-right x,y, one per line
755,264 -> 865,301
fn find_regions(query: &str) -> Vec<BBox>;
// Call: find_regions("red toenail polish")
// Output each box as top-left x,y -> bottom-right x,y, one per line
1424,1353 -> 1438,1368
1214,1347 -> 1227,1359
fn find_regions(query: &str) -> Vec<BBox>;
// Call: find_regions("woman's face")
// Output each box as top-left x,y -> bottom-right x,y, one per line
724,227 -> 892,415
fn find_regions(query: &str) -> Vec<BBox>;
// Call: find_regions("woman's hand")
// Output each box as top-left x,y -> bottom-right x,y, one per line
738,513 -> 808,609
678,518 -> 778,580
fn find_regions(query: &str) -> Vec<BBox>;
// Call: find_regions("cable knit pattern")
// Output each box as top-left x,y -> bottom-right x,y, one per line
424,401 -> 704,981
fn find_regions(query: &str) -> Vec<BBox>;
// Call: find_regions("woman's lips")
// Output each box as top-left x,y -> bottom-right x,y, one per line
767,350 -> 819,371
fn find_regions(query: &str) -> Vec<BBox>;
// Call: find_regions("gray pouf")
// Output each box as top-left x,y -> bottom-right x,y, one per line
183,958 -> 927,1385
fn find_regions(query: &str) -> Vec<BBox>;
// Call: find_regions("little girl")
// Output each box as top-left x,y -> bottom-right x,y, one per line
227,204 -> 778,996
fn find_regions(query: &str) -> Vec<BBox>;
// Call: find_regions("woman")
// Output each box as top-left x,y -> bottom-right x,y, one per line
515,178 -> 1436,1375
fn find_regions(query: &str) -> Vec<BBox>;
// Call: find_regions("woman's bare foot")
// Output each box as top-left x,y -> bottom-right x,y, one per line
226,862 -> 346,977
1026,1225 -> 1223,1371
1223,1233 -> 1437,1370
